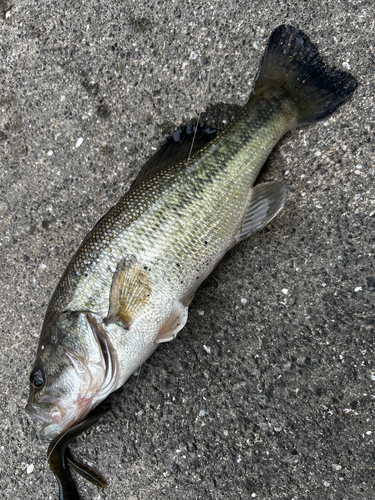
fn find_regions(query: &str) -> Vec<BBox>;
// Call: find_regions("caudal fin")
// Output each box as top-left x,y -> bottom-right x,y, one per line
253,25 -> 357,126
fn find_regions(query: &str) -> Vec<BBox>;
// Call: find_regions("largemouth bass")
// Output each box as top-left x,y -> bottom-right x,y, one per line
26,25 -> 356,443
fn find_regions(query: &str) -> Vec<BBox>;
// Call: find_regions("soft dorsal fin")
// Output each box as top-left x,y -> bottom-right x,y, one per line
106,256 -> 152,329
235,180 -> 287,244
155,301 -> 188,344
130,124 -> 217,190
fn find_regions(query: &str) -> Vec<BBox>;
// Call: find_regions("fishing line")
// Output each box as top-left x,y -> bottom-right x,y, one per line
103,364 -> 143,499
104,27 -> 224,498
45,17 -> 219,500
107,440 -> 124,500
186,20 -> 222,167
133,363 -> 143,394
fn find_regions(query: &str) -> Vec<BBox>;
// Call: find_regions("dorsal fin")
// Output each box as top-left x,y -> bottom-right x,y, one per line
130,124 -> 217,190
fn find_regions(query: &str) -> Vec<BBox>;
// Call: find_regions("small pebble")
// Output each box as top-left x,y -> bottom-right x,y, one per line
26,464 -> 34,474
75,137 -> 84,148
282,289 -> 288,295
47,150 -> 53,156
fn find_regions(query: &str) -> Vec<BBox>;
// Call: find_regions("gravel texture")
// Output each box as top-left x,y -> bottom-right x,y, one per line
1,0 -> 374,499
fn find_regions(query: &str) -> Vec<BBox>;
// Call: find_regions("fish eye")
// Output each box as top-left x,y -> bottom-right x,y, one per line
30,369 -> 45,390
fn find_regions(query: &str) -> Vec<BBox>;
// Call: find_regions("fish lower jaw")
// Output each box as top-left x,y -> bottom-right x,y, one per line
25,402 -> 64,425
26,395 -> 96,443
39,421 -> 68,443
39,403 -> 93,443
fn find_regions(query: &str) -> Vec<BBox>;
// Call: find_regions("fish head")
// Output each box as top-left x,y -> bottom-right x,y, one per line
25,311 -> 118,442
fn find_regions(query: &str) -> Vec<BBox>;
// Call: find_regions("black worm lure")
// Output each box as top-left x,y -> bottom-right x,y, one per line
47,407 -> 109,499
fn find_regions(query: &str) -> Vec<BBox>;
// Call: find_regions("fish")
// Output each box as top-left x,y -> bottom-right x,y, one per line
47,406 -> 109,499
25,25 -> 357,444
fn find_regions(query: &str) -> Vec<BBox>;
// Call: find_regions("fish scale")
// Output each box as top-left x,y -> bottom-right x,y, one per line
50,96 -> 286,326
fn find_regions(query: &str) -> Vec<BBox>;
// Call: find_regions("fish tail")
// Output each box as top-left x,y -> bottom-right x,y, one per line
253,25 -> 357,126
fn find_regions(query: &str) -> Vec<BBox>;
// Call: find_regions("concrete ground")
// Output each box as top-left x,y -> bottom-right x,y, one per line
0,0 -> 374,498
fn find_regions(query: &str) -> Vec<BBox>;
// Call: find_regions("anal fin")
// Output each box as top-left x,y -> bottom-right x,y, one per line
106,256 -> 152,329
235,180 -> 287,244
155,301 -> 188,344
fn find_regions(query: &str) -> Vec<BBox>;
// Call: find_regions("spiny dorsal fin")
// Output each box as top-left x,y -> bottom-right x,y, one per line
130,124 -> 217,190
235,180 -> 287,244
106,256 -> 152,329
155,301 -> 188,344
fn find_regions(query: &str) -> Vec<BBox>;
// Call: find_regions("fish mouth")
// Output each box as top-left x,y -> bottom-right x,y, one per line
25,400 -> 65,425
25,398 -> 94,443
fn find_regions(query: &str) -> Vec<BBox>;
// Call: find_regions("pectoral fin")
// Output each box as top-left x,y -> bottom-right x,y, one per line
155,301 -> 188,344
235,181 -> 287,244
106,256 -> 152,329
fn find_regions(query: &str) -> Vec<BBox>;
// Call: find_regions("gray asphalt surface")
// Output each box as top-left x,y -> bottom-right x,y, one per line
1,0 -> 374,499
